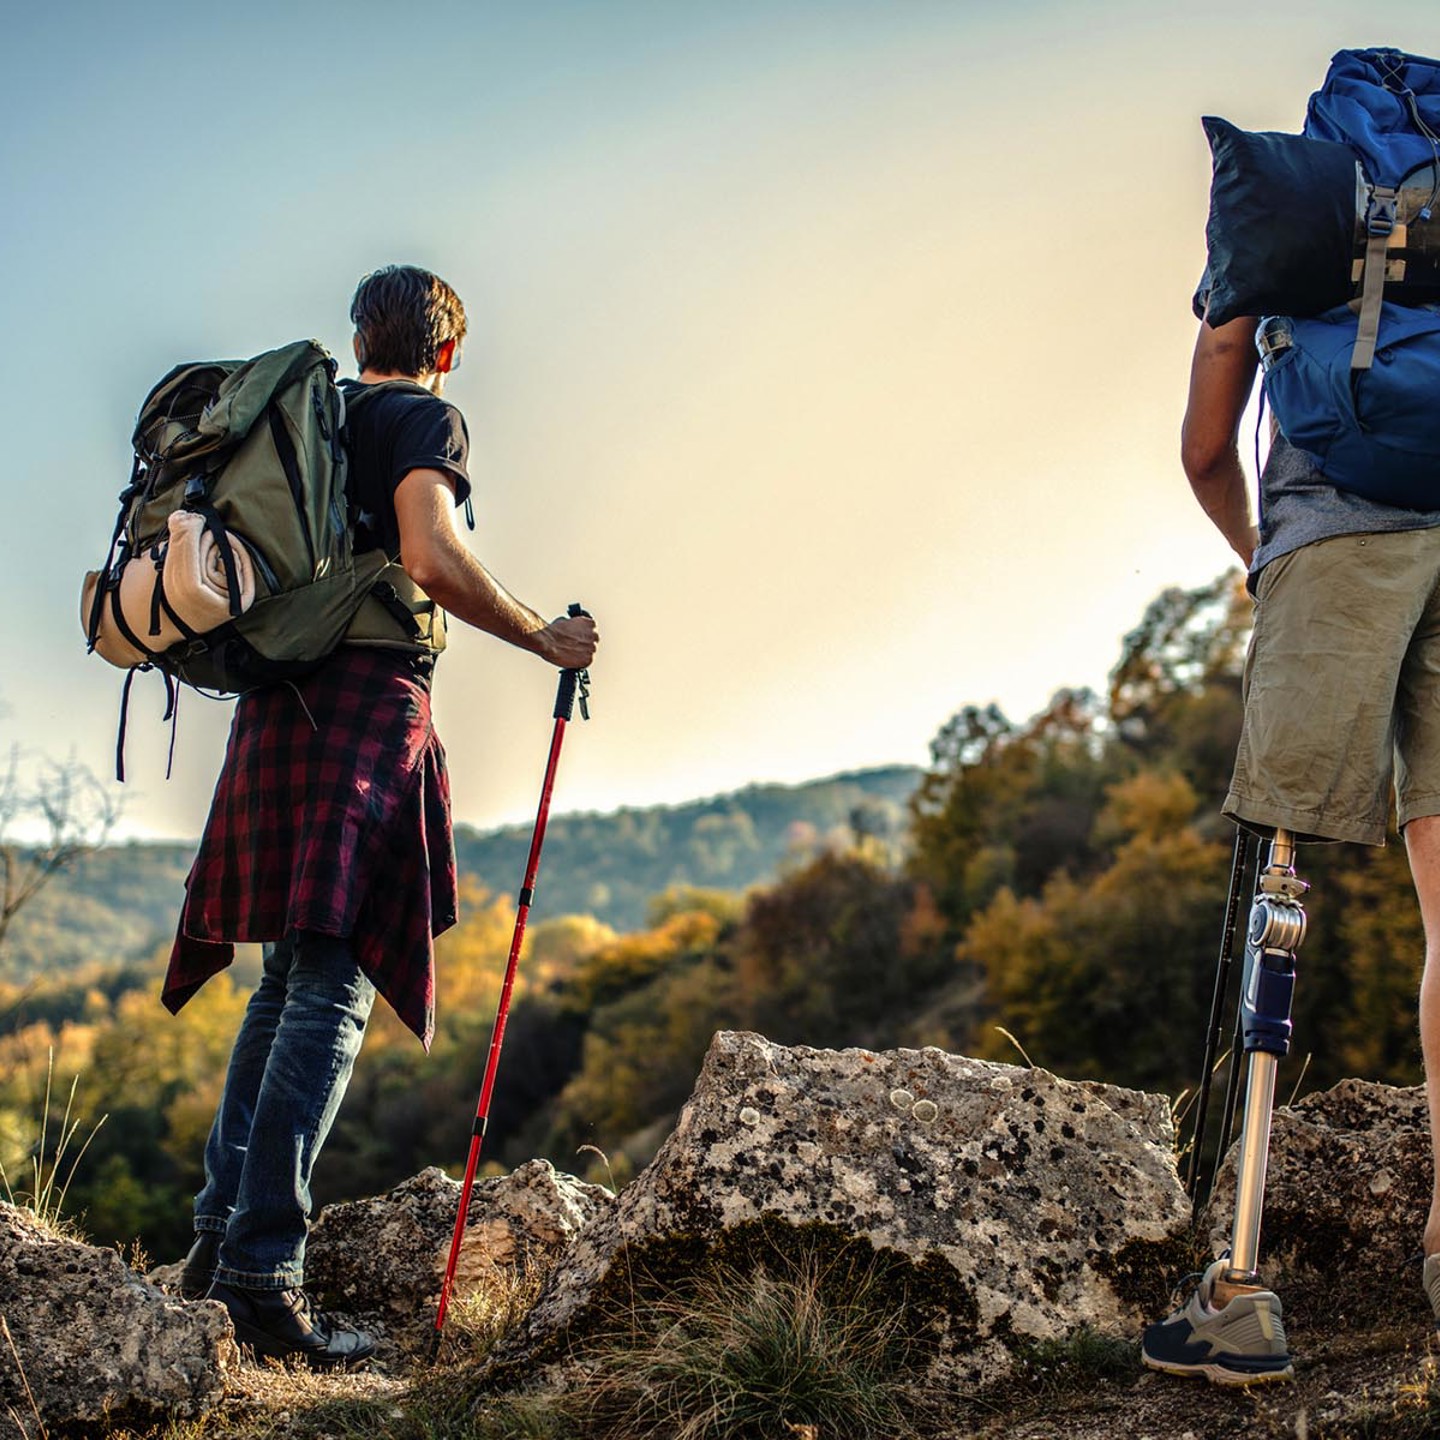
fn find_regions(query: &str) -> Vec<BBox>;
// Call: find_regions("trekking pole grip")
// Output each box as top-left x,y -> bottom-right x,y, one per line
554,670 -> 578,721
554,601 -> 592,721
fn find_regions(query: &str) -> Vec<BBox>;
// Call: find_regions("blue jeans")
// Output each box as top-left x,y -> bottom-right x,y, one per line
194,932 -> 375,1289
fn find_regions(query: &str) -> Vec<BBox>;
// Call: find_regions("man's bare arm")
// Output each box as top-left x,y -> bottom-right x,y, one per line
394,469 -> 599,669
1181,316 -> 1262,566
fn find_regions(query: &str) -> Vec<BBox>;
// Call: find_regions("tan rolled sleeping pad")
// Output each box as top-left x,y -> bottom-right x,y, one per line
81,512 -> 256,668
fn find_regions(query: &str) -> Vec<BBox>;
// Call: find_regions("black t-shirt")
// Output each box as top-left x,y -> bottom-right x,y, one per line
339,378 -> 471,557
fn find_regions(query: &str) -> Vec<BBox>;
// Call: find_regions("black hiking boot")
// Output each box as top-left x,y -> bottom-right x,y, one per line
207,1281 -> 376,1368
179,1232 -> 220,1300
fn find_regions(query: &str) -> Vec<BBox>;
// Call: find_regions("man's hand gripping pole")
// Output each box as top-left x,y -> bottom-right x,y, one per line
430,604 -> 591,1354
1226,828 -> 1308,1283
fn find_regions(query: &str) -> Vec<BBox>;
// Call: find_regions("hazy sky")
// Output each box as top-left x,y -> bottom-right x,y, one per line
3,1 -> 1432,840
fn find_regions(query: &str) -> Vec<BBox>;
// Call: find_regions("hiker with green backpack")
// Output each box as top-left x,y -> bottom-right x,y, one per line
86,264 -> 598,1365
1141,49 -> 1440,1385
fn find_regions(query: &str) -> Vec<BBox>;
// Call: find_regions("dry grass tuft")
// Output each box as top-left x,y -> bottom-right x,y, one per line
0,1049 -> 105,1240
469,1237 -> 931,1440
431,1258 -> 548,1368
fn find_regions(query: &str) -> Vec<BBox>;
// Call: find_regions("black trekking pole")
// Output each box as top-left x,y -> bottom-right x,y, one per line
1208,836 -> 1266,1207
431,605 -> 591,1351
1211,865 -> 1259,1207
1184,825 -> 1253,1202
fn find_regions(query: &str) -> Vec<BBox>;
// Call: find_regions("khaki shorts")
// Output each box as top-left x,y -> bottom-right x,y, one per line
1225,527 -> 1440,845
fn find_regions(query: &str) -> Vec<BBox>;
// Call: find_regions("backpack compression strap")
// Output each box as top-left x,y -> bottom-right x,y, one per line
87,459 -> 146,654
1352,185 -> 1399,371
150,564 -> 205,644
103,564 -> 162,662
182,478 -> 246,619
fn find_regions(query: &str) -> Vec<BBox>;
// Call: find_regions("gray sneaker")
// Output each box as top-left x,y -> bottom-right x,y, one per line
1423,1253 -> 1440,1326
1141,1258 -> 1294,1386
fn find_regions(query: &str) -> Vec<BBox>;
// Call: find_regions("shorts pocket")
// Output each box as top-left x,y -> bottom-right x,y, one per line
1253,546 -> 1299,607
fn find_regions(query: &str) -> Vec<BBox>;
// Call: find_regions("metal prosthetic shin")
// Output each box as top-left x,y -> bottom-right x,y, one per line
1226,829 -> 1308,1283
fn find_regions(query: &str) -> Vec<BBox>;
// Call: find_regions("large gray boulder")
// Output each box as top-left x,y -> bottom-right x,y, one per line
489,1030 -> 1191,1388
305,1159 -> 614,1353
0,1202 -> 235,1433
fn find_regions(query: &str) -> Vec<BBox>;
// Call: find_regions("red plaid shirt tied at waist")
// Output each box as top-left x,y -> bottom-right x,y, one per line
163,647 -> 459,1049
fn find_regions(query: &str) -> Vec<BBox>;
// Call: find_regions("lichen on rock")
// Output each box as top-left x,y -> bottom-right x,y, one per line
486,1030 -> 1190,1389
1203,1077 -> 1431,1324
0,1202 -> 236,1433
304,1158 -> 615,1353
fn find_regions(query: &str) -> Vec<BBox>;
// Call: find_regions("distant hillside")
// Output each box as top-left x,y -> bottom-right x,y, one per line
453,765 -> 921,930
1,766 -> 921,980
0,842 -> 195,983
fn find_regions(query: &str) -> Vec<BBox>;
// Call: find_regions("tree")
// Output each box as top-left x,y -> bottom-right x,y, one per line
544,900 -> 738,1165
908,689 -> 1119,932
960,770 -> 1229,1091
1108,571 -> 1250,772
1327,837 -> 1426,1084
0,747 -> 119,953
736,850 -> 924,1043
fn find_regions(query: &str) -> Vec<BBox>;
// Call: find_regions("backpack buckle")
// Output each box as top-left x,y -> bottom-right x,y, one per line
1366,187 -> 1398,236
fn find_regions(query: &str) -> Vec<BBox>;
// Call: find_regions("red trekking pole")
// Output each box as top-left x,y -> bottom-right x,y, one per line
432,605 -> 591,1345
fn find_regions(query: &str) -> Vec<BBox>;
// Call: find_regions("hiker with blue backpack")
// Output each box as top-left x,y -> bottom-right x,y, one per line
1141,49 -> 1440,1385
85,265 -> 598,1365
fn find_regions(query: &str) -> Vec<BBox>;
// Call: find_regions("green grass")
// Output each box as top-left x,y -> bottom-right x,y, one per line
552,1238 -> 930,1440
126,1235 -> 934,1440
1007,1323 -> 1142,1399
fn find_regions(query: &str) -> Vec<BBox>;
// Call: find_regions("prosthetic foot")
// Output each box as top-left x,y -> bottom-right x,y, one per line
1144,829 -> 1307,1385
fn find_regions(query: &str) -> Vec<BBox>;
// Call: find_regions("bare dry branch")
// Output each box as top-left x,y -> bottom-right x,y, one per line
0,746 -> 120,952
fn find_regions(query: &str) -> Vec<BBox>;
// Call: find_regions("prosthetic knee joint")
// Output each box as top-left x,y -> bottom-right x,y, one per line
1226,828 -> 1308,1283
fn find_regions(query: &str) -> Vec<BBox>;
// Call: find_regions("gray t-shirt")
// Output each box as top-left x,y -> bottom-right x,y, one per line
1250,433 -> 1440,588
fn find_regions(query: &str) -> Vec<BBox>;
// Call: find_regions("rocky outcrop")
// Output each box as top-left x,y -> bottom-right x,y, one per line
1204,1078 -> 1431,1321
488,1030 -> 1192,1389
305,1159 -> 615,1352
0,1202 -> 236,1434
21,1046 -> 1429,1431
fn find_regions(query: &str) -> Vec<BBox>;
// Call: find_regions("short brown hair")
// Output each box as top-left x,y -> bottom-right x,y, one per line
350,265 -> 467,376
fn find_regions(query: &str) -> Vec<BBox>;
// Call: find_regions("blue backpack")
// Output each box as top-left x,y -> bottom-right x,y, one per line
1252,49 -> 1440,507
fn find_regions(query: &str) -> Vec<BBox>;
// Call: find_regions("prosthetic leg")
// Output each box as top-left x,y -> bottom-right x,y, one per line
1142,828 -> 1306,1385
1225,827 -> 1308,1282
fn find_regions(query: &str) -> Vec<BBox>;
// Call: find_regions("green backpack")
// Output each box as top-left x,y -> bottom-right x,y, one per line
84,340 -> 445,709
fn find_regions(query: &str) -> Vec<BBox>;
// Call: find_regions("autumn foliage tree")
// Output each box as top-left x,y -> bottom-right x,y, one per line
907,569 -> 1436,1106
958,771 -> 1229,1088
736,851 -> 922,1042
8,568 -> 1436,1259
